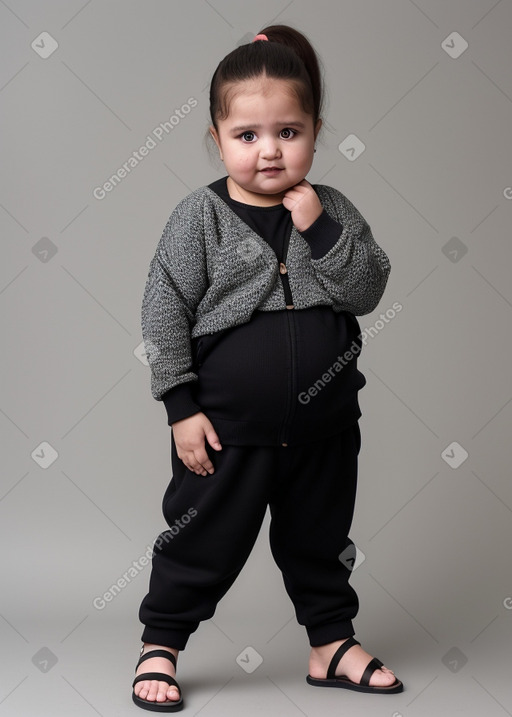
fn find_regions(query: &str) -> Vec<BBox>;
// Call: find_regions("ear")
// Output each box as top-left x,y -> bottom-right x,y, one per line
209,125 -> 223,159
314,118 -> 322,141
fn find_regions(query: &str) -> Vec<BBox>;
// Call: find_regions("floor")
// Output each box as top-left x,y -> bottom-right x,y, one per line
3,606 -> 510,717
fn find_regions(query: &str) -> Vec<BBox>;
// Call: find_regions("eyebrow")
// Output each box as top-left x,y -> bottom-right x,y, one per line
230,121 -> 307,134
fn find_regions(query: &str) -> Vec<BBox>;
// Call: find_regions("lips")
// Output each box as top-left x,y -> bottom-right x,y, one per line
261,167 -> 283,172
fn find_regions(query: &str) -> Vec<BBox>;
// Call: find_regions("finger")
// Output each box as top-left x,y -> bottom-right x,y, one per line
284,186 -> 305,197
202,459 -> 215,474
177,450 -> 204,475
205,429 -> 222,451
286,179 -> 307,190
186,455 -> 208,475
181,451 -> 211,476
195,448 -> 216,474
286,189 -> 309,204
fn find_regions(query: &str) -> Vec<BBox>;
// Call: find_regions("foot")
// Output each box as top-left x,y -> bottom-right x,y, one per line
133,643 -> 181,704
309,638 -> 396,687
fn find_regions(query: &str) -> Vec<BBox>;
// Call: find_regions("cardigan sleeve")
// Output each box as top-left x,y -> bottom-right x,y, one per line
141,194 -> 208,421
161,383 -> 202,426
307,185 -> 391,316
298,209 -> 344,259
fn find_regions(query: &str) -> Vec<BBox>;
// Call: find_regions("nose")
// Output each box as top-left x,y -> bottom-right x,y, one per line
260,136 -> 281,159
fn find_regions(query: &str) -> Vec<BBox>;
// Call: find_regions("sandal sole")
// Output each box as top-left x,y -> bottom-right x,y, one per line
306,674 -> 403,693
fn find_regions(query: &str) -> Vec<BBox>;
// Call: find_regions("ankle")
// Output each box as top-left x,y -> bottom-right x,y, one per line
311,637 -> 349,653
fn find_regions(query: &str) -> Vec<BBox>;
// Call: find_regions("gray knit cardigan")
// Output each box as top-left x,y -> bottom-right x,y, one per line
141,182 -> 391,402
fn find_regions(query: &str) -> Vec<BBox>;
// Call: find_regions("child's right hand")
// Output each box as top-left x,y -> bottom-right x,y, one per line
171,412 -> 223,475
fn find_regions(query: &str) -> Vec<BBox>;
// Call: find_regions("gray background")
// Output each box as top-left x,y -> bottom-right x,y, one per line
1,1 -> 511,715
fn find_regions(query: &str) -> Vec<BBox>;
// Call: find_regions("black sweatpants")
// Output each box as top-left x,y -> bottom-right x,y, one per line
138,422 -> 361,651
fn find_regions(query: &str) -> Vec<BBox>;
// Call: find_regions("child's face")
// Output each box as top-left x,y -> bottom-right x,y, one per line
209,76 -> 321,206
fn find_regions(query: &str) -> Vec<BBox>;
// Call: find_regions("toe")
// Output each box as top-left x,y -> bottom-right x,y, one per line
147,680 -> 161,701
134,680 -> 149,698
167,685 -> 181,701
370,667 -> 397,687
156,682 -> 171,702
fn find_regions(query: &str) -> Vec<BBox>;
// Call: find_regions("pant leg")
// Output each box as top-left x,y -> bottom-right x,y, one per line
268,422 -> 361,647
138,434 -> 276,651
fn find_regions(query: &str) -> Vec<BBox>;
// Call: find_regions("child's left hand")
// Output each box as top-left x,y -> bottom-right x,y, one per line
282,179 -> 323,233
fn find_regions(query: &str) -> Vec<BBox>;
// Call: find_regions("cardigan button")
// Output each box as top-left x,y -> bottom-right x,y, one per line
282,442 -> 288,447
286,304 -> 294,310
279,262 -> 287,274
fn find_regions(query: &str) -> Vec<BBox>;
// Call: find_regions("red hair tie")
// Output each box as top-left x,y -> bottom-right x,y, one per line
252,34 -> 268,42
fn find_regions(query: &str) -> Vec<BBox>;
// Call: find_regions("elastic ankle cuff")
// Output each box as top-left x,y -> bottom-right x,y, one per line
141,627 -> 191,651
307,621 -> 355,647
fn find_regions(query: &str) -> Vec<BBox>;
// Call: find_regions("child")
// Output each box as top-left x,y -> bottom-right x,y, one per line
132,24 -> 403,711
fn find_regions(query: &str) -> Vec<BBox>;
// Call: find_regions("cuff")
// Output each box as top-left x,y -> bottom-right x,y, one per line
299,210 -> 344,259
161,382 -> 202,426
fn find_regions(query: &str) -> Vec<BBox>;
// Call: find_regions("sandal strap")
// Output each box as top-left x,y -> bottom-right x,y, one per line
326,637 -> 360,680
132,672 -> 180,690
360,657 -> 384,686
135,649 -> 177,671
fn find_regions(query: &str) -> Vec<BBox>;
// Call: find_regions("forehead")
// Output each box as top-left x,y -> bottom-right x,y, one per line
222,77 -> 306,123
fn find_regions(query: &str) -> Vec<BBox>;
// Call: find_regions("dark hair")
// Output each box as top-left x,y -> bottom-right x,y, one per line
205,23 -> 326,162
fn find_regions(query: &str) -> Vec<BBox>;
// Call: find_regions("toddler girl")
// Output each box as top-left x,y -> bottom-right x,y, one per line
132,24 -> 403,711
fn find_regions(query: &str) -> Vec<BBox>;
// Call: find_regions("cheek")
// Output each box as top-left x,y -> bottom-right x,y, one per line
290,139 -> 313,160
236,155 -> 255,171
288,152 -> 312,170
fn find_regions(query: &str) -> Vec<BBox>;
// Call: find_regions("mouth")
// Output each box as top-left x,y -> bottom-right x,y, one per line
260,167 -> 283,173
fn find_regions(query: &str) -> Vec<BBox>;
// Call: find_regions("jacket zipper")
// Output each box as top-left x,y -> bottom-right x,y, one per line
278,225 -> 294,309
278,226 -> 297,446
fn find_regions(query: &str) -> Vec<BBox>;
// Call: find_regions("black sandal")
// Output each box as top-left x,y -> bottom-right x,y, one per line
306,637 -> 403,694
132,646 -> 184,711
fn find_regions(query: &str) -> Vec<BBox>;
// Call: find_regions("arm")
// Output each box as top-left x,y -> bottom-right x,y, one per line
286,181 -> 391,316
141,194 -> 207,423
298,209 -> 342,260
305,186 -> 391,316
